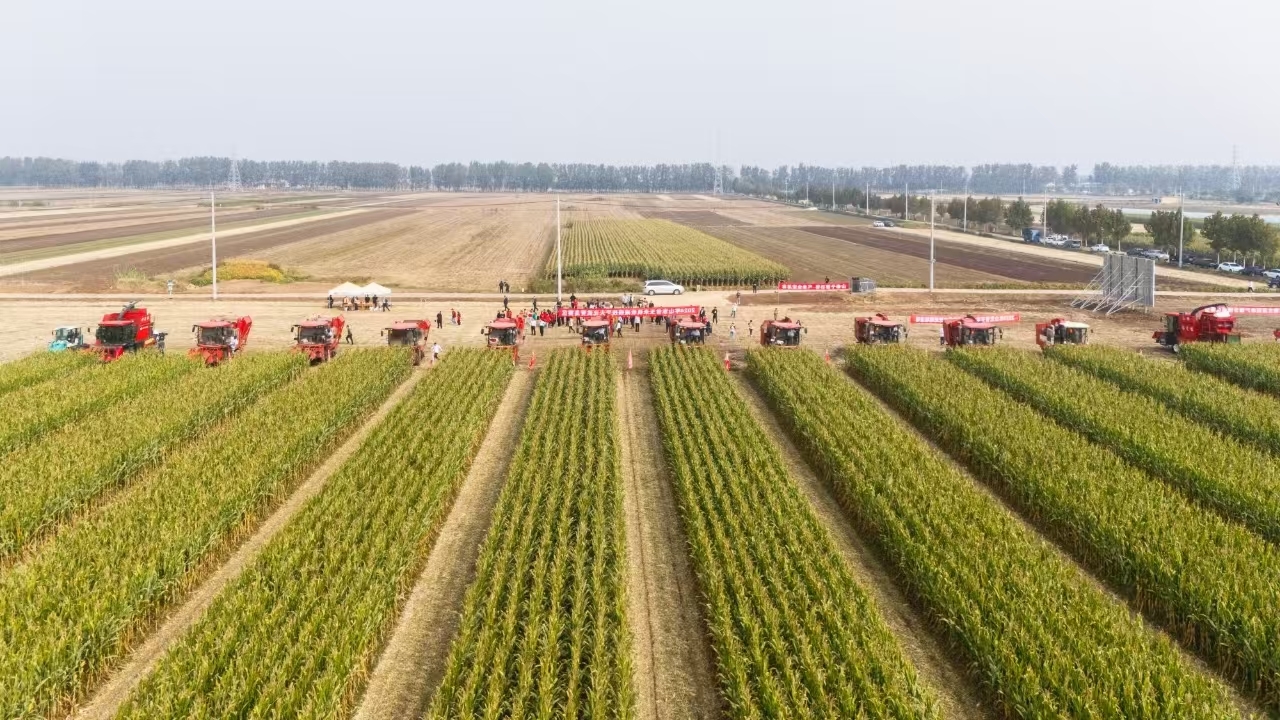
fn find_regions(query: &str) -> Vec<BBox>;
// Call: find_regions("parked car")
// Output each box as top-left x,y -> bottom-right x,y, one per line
872,221 -> 885,227
1242,266 -> 1268,277
1190,257 -> 1219,268
1217,262 -> 1244,273
1063,239 -> 1082,249
1088,244 -> 1111,253
1262,268 -> 1280,280
643,279 -> 685,295
1141,249 -> 1171,261
1126,248 -> 1148,257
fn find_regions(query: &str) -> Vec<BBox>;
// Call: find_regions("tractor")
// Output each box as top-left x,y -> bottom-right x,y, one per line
292,315 -> 345,363
190,316 -> 252,366
1154,304 -> 1280,351
760,318 -> 805,347
1036,318 -> 1089,349
484,319 -> 521,363
854,313 -> 907,345
669,319 -> 708,345
91,301 -> 164,362
581,317 -> 612,350
49,326 -> 90,352
910,313 -> 1021,348
382,319 -> 431,365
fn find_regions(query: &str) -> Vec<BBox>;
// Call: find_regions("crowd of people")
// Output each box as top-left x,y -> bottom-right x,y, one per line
327,294 -> 390,312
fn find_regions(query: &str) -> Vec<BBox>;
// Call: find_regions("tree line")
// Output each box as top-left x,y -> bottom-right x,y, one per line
1144,210 -> 1279,264
3,154 -> 1280,199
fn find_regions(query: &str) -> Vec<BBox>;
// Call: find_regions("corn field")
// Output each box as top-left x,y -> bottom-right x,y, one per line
116,349 -> 513,718
0,352 -> 197,456
0,348 -> 410,719
550,219 -> 788,286
846,345 -> 1280,712
429,349 -> 634,719
651,346 -> 938,718
0,350 -> 306,563
949,347 -> 1280,545
1180,342 -> 1280,395
0,350 -> 95,396
749,348 -> 1235,718
1049,344 -> 1280,456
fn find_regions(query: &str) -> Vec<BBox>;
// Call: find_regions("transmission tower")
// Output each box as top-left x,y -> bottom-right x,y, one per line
713,165 -> 724,195
226,155 -> 242,192
1231,145 -> 1241,192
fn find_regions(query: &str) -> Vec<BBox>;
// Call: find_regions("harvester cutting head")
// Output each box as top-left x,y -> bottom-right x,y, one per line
760,318 -> 805,347
854,313 -> 906,345
910,313 -> 1020,348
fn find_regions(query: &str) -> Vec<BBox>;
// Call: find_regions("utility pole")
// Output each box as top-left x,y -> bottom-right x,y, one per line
1177,188 -> 1186,268
210,192 -> 218,301
865,181 -> 870,216
929,191 -> 936,291
904,181 -> 909,220
962,184 -> 969,233
1043,185 -> 1049,237
556,196 -> 563,302
832,178 -> 836,210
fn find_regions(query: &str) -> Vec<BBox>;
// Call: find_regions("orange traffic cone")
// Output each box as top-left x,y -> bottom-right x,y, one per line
724,352 -> 731,371
528,351 -> 536,369
627,349 -> 634,371
825,348 -> 831,364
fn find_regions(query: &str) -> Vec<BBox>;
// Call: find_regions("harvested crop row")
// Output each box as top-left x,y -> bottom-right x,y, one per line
950,348 -> 1280,545
0,350 -> 306,563
750,348 -> 1236,718
847,346 -> 1280,712
0,348 -> 410,719
1181,342 -> 1280,395
1049,344 -> 1280,457
429,349 -> 634,719
117,349 -> 513,718
652,347 -> 938,718
0,350 -> 94,395
553,219 -> 788,286
0,353 -> 197,456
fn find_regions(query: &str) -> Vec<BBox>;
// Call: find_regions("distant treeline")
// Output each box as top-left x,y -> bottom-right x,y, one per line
2,155 -> 1279,199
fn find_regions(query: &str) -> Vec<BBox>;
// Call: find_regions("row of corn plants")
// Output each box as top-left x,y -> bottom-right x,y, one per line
749,348 -> 1236,718
1049,344 -> 1280,457
949,347 -> 1280,545
551,219 -> 788,285
1180,342 -> 1280,395
0,352 -> 197,456
0,350 -> 306,563
0,348 -> 410,719
652,347 -> 939,718
846,345 -> 1280,712
428,349 -> 634,719
0,350 -> 94,396
115,350 -> 513,718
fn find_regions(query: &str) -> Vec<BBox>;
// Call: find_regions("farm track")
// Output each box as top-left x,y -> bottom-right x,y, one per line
728,372 -> 992,720
798,225 -> 1101,283
618,369 -> 722,720
11,209 -> 412,291
353,367 -> 535,720
0,207 -> 301,255
68,363 -> 429,720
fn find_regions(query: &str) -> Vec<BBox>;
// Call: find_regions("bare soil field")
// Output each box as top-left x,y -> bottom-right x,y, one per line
636,209 -> 746,225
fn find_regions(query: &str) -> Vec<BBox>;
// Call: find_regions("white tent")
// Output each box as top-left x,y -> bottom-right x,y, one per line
360,282 -> 392,296
328,282 -> 363,297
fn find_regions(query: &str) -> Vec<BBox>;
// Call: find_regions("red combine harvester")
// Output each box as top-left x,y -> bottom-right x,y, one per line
484,319 -> 520,363
1036,318 -> 1089,349
292,315 -> 345,363
190,316 -> 252,366
760,318 -> 805,347
910,313 -> 1021,348
91,301 -> 163,362
1154,304 -> 1280,351
581,317 -> 612,350
668,319 -> 707,345
382,319 -> 431,365
855,313 -> 907,344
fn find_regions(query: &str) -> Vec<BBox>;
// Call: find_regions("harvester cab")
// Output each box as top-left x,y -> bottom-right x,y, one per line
292,315 -> 344,363
49,326 -> 90,352
760,318 -> 805,347
1153,304 -> 1280,350
854,313 -> 906,345
581,317 -> 612,349
190,316 -> 252,366
92,301 -> 161,362
1036,318 -> 1090,349
668,319 -> 707,345
911,313 -> 1021,348
485,319 -> 521,363
382,319 -> 431,365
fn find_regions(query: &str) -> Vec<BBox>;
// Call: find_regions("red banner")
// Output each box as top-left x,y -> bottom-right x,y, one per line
910,313 -> 1021,324
777,282 -> 851,291
557,305 -> 700,319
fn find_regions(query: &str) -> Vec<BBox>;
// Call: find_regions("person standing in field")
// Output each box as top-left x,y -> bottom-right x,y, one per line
736,290 -> 742,304
730,302 -> 738,318
712,307 -> 718,324
327,294 -> 334,309
773,308 -> 778,321
746,320 -> 753,337
432,342 -> 442,363
456,310 -> 462,326
345,326 -> 354,345
633,314 -> 640,333
729,324 -> 736,341
436,311 -> 443,329
939,326 -> 946,347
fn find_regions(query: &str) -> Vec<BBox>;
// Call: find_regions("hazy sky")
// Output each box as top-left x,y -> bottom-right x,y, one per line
6,0 -> 1278,169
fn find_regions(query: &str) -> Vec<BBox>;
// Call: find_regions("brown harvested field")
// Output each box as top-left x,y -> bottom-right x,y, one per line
0,210 -> 412,292
636,209 -> 747,225
699,225 -> 1014,287
0,206 -> 208,232
799,224 -> 1102,284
